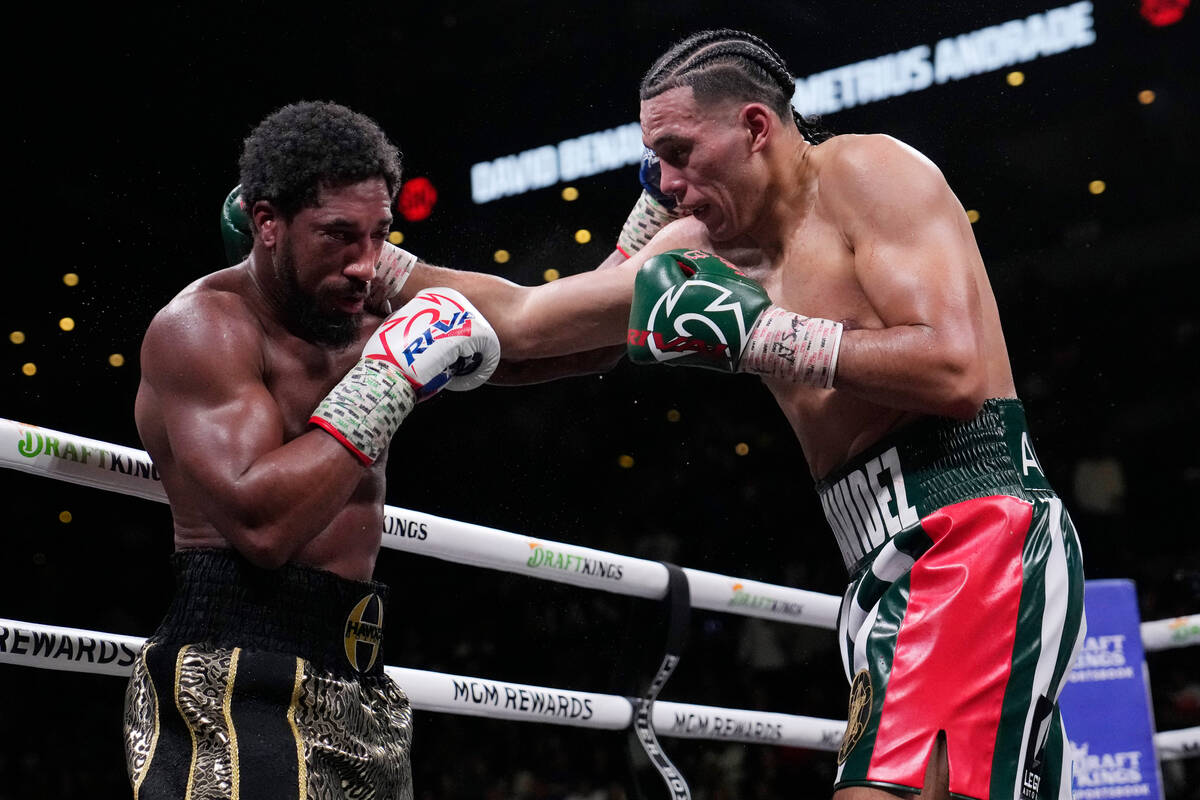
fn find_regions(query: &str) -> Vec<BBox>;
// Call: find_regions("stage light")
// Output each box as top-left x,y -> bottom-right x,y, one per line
388,231 -> 405,245
1006,71 -> 1025,87
59,317 -> 75,331
543,268 -> 560,282
966,209 -> 980,223
1138,90 -> 1156,105
22,362 -> 37,376
1089,180 -> 1107,195
1140,0 -> 1190,27
735,443 -> 750,456
574,229 -> 592,244
9,331 -> 25,344
562,187 -> 579,201
618,454 -> 634,469
666,409 -> 681,422
63,273 -> 79,286
109,353 -> 125,367
494,250 -> 511,264
399,176 -> 438,222
59,511 -> 73,524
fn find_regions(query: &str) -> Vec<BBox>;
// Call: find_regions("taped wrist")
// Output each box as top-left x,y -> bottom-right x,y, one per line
740,306 -> 843,389
310,358 -> 417,464
371,244 -> 419,305
617,191 -> 683,257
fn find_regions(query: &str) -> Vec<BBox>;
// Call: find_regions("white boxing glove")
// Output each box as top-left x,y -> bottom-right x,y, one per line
311,288 -> 500,463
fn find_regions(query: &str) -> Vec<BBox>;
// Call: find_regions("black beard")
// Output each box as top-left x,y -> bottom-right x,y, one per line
274,239 -> 361,349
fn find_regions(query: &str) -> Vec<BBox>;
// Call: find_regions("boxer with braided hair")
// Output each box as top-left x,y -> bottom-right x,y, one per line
615,29 -> 831,256
640,28 -> 831,145
619,29 -> 1087,800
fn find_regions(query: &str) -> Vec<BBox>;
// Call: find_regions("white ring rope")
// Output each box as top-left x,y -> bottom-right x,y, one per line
2,419 -> 1197,762
0,618 -> 848,752
3,617 -> 1196,760
0,418 -> 840,629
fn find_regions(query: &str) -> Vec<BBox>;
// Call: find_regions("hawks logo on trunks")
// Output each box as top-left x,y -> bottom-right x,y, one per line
839,669 -> 873,764
344,593 -> 384,672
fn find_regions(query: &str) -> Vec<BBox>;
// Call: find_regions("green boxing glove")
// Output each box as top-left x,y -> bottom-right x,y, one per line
627,249 -> 843,388
221,185 -> 253,265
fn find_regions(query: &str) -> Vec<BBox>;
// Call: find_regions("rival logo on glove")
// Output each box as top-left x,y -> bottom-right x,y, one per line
641,279 -> 753,364
627,328 -> 729,357
397,311 -> 474,366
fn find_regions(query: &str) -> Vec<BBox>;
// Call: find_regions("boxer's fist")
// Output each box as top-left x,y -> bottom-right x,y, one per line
311,288 -> 501,463
369,288 -> 500,397
616,149 -> 688,257
221,185 -> 253,265
638,148 -> 677,211
627,249 -> 771,373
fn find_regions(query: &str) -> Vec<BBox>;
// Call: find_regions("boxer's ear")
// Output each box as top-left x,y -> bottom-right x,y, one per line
741,103 -> 773,153
253,201 -> 281,247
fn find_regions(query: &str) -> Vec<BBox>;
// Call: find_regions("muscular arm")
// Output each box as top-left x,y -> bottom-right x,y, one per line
396,220 -> 705,361
138,292 -> 367,568
827,137 -> 990,418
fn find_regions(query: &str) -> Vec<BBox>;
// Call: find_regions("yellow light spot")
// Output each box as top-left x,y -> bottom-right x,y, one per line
1088,180 -> 1106,195
1137,89 -> 1156,105
388,231 -> 405,245
59,511 -> 73,524
22,362 -> 37,376
543,268 -> 560,282
966,209 -> 980,223
9,331 -> 25,344
494,249 -> 511,264
735,442 -> 750,456
574,229 -> 592,244
1006,71 -> 1025,87
108,353 -> 125,367
618,454 -> 635,469
561,186 -> 579,201
666,409 -> 681,422
63,272 -> 80,287
59,317 -> 75,331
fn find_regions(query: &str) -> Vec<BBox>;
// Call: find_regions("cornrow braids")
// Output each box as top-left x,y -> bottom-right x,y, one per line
641,29 -> 833,145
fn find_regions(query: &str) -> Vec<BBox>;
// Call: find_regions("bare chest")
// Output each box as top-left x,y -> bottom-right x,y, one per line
262,329 -> 375,441
719,213 -> 909,476
742,215 -> 876,330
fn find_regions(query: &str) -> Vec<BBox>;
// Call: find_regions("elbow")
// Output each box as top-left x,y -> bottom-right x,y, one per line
937,355 -> 988,420
234,527 -> 294,570
218,500 -> 296,569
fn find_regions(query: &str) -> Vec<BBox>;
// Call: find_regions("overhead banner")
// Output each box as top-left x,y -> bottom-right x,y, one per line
469,2 -> 1095,204
1059,580 -> 1163,800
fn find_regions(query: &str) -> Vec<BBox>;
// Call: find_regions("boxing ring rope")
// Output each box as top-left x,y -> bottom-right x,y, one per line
2,417 -> 1197,762
0,418 -> 840,629
2,617 -> 1195,760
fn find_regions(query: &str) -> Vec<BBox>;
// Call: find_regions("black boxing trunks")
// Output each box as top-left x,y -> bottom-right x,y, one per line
123,549 -> 412,799
817,399 -> 1086,800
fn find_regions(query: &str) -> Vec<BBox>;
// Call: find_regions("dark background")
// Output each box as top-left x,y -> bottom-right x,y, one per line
2,2 -> 1197,798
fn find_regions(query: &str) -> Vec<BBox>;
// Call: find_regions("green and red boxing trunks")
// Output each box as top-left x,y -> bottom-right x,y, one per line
819,399 -> 1086,800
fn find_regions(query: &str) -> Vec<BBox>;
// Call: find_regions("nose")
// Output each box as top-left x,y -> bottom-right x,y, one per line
657,162 -> 686,205
344,240 -> 379,283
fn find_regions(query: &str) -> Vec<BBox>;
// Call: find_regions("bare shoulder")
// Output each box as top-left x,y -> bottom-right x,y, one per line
818,133 -> 942,178
142,267 -> 264,385
815,134 -> 955,227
